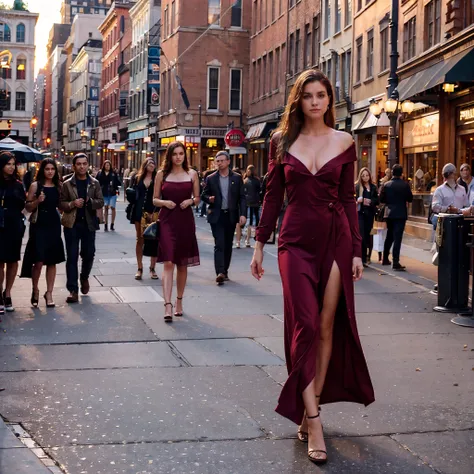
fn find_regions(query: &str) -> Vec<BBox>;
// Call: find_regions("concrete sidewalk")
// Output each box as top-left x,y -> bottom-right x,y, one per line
0,202 -> 473,474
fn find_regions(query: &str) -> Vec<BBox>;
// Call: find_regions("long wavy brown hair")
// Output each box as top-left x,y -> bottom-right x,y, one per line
135,158 -> 156,184
161,141 -> 188,176
274,69 -> 335,163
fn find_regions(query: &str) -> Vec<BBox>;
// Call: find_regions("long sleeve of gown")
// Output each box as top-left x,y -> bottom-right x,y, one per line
339,160 -> 362,258
256,138 -> 285,243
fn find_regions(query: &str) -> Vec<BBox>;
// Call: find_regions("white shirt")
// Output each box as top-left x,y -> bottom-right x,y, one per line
431,182 -> 470,214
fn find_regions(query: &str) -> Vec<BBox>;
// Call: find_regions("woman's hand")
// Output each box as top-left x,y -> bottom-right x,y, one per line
352,257 -> 363,281
37,191 -> 46,204
250,247 -> 265,281
163,200 -> 176,210
357,197 -> 363,204
180,199 -> 194,210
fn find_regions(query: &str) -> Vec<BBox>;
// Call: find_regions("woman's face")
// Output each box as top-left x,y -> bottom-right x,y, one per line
44,163 -> 56,180
3,158 -> 15,177
361,170 -> 370,183
172,146 -> 186,167
104,162 -> 111,171
146,161 -> 156,173
460,166 -> 471,181
300,81 -> 331,121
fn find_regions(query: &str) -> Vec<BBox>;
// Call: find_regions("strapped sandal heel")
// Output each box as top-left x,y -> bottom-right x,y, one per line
306,412 -> 328,465
297,394 -> 321,443
164,303 -> 173,323
174,297 -> 183,317
150,267 -> 159,280
135,268 -> 143,280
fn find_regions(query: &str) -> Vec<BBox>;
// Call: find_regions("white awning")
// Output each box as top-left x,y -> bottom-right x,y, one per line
226,146 -> 247,155
107,143 -> 126,151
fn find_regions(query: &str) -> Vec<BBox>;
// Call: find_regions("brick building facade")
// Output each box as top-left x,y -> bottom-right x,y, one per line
158,0 -> 251,171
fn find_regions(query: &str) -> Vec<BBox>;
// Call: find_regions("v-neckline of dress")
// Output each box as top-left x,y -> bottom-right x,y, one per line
286,143 -> 354,177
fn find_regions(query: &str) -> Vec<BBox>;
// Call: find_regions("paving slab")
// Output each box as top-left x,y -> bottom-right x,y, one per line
95,275 -> 162,287
254,337 -> 285,360
355,292 -> 436,313
393,430 -> 474,474
354,270 -> 428,294
50,436 -> 435,474
172,338 -> 284,366
0,304 -> 157,345
0,342 -> 181,371
130,304 -> 284,340
0,446 -> 52,473
0,420 -> 23,448
0,367 -> 294,447
112,286 -> 163,303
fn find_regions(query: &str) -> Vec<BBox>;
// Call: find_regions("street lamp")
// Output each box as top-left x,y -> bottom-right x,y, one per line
30,116 -> 38,148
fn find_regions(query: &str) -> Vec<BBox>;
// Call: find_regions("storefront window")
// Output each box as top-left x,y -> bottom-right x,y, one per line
457,133 -> 474,171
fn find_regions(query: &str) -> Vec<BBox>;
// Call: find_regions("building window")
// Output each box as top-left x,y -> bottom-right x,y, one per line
345,0 -> 352,28
252,61 -> 257,99
312,15 -> 320,66
164,7 -> 169,37
0,23 -> 11,42
357,0 -> 362,12
171,1 -> 176,32
269,51 -> 274,90
272,0 -> 276,22
207,66 -> 219,110
275,47 -> 280,89
120,15 -> 125,34
231,0 -> 242,28
335,0 -> 341,33
403,17 -> 416,61
0,68 -> 11,79
16,91 -> 25,111
257,58 -> 261,97
335,54 -> 340,102
304,24 -> 311,69
295,29 -> 300,74
208,0 -> 221,26
355,36 -> 362,83
380,25 -> 389,71
342,49 -> 351,97
327,58 -> 332,82
289,33 -> 295,76
259,0 -> 263,30
425,0 -> 441,50
16,58 -> 26,80
324,0 -> 331,39
263,55 -> 267,94
252,1 -> 257,34
16,23 -> 25,43
367,29 -> 374,78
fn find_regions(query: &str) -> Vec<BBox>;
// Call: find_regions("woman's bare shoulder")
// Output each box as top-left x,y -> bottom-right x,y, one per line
333,130 -> 354,148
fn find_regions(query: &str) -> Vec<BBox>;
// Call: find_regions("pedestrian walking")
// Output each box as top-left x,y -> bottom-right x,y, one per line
20,158 -> 66,308
0,152 -> 26,314
96,160 -> 121,231
250,70 -> 374,466
153,142 -> 200,322
232,167 -> 245,248
457,163 -> 474,203
380,164 -> 413,270
355,167 -> 379,266
128,158 -> 159,281
243,165 -> 261,248
201,151 -> 247,284
60,153 -> 104,303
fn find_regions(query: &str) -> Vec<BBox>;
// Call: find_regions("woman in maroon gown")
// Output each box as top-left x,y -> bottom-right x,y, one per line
154,142 -> 200,322
251,70 -> 375,465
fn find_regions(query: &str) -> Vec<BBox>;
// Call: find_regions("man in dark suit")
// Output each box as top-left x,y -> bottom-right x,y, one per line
201,151 -> 247,284
380,164 -> 413,271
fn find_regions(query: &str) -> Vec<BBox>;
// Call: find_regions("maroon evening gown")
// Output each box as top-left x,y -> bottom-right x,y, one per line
157,180 -> 200,267
256,138 -> 375,425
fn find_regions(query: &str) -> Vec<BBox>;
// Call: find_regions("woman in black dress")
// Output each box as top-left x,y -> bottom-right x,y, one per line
21,159 -> 66,308
0,152 -> 26,314
96,160 -> 121,231
355,167 -> 379,266
128,158 -> 159,280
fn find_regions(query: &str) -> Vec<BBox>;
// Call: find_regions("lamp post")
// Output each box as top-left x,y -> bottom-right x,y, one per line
30,116 -> 38,148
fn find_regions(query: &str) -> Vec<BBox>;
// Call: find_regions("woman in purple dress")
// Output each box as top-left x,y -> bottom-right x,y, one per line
250,70 -> 375,465
153,142 -> 200,322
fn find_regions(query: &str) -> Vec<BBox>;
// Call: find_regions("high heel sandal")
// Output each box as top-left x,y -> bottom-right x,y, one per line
31,290 -> 39,308
149,267 -> 159,280
297,394 -> 321,443
135,268 -> 143,280
43,292 -> 55,308
307,412 -> 328,465
174,297 -> 183,317
164,302 -> 173,323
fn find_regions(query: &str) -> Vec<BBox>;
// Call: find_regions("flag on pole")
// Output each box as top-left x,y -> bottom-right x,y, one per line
174,73 -> 191,109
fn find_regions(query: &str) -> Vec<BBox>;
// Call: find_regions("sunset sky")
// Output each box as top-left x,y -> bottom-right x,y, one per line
4,0 -> 63,74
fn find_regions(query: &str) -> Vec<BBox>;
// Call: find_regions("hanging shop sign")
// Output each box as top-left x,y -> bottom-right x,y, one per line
402,113 -> 439,148
225,128 -> 245,148
458,105 -> 474,125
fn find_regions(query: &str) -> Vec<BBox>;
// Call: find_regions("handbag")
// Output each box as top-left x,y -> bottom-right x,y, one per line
375,204 -> 386,222
143,221 -> 160,240
126,186 -> 137,204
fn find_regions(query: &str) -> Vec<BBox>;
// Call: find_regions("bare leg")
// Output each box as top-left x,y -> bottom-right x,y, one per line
235,223 -> 242,247
175,265 -> 187,314
5,262 -> 18,298
135,222 -> 143,271
162,262 -> 174,318
104,205 -> 109,226
111,207 -> 116,225
32,262 -> 43,293
302,261 -> 342,461
46,264 -> 56,294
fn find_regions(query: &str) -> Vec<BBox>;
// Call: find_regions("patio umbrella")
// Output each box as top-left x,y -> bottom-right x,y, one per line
0,137 -> 44,163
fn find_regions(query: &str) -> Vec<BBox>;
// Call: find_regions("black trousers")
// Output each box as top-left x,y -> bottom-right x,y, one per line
383,218 -> 406,264
210,211 -> 235,276
64,220 -> 96,293
358,212 -> 374,263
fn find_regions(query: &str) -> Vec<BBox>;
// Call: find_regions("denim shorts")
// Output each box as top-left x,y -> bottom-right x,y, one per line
104,195 -> 117,208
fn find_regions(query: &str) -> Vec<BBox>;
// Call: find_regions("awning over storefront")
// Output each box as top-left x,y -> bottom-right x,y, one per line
127,129 -> 147,141
246,122 -> 267,140
352,111 -> 390,131
398,47 -> 474,100
107,143 -> 126,151
225,146 -> 247,155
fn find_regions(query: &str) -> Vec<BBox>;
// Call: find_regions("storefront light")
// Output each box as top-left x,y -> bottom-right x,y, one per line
401,100 -> 415,114
443,83 -> 455,93
384,98 -> 398,114
369,100 -> 382,117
